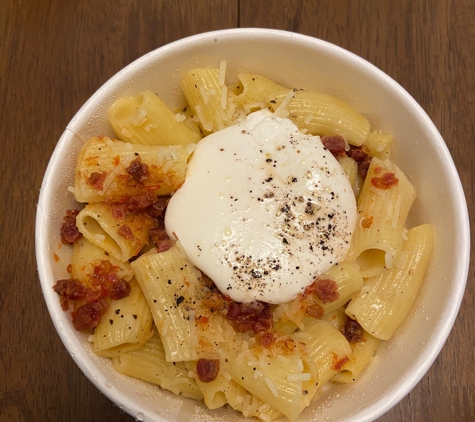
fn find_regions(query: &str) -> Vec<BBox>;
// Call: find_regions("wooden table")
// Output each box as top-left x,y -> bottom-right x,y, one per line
1,1 -> 473,421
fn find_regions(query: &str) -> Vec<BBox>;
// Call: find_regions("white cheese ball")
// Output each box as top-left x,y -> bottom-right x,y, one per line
165,110 -> 357,304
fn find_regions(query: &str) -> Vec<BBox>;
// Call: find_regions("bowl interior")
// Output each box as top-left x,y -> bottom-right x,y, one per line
36,28 -> 470,422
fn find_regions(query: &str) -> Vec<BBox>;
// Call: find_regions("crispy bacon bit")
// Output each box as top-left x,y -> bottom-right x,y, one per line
371,171 -> 399,189
226,301 -> 273,333
111,203 -> 128,221
361,216 -> 373,229
240,301 -> 265,315
60,209 -> 82,244
305,303 -> 325,319
196,315 -> 209,324
314,279 -> 340,303
91,261 -> 119,289
258,332 -> 276,348
358,156 -> 372,178
332,354 -> 350,371
157,240 -> 172,253
53,261 -> 132,331
146,196 -> 170,218
127,193 -> 155,211
59,297 -> 69,311
72,299 -> 109,331
149,226 -> 168,242
342,319 -> 365,343
196,358 -> 220,383
109,279 -> 132,300
201,293 -> 227,312
53,278 -> 90,302
347,145 -> 370,162
126,157 -> 150,183
321,135 -> 346,157
117,224 -> 134,240
149,226 -> 172,252
87,171 -> 107,190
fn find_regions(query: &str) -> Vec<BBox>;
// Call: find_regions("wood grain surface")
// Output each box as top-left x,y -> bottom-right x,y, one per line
0,0 -> 473,421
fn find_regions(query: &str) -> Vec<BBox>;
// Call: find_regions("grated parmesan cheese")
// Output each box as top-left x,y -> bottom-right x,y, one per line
174,113 -> 186,123
93,234 -> 106,242
199,86 -> 210,104
194,105 -> 213,132
220,85 -> 228,110
274,89 -> 296,118
98,152 -> 135,196
385,251 -> 393,269
304,113 -> 314,125
264,377 -> 279,397
287,373 -> 312,382
369,186 -> 386,197
131,108 -> 147,126
260,413 -> 272,422
218,60 -> 227,86
143,123 -> 157,133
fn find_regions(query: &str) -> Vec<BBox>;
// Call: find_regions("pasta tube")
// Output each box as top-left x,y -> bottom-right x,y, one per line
112,331 -> 203,399
71,237 -> 133,284
93,280 -> 153,357
331,331 -> 381,383
74,136 -> 194,203
224,346 -> 317,422
108,90 -> 202,146
294,319 -> 352,388
347,157 -> 416,277
266,89 -> 370,146
232,72 -> 286,109
181,67 -> 234,134
76,202 -> 153,262
346,224 -> 434,340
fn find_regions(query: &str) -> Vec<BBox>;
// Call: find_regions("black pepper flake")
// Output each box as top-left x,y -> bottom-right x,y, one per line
115,309 -> 120,315
167,279 -> 172,284
251,269 -> 262,278
109,319 -> 114,325
176,296 -> 185,306
133,314 -> 137,319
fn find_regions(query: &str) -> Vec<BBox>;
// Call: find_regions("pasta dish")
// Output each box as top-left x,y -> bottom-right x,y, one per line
52,61 -> 433,421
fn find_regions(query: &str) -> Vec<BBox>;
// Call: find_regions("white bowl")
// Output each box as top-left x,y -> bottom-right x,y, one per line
36,28 -> 470,421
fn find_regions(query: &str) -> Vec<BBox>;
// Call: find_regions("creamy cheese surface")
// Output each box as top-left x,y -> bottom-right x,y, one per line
165,110 -> 357,304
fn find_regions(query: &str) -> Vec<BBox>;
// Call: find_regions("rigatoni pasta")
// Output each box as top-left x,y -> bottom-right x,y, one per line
108,90 -> 202,146
52,62 -> 434,422
74,136 -> 194,203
